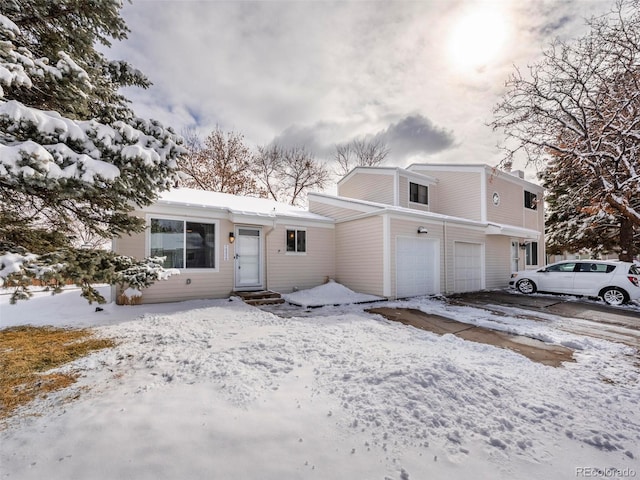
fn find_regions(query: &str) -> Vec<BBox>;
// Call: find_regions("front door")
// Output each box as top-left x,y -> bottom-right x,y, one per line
234,227 -> 262,290
511,241 -> 520,272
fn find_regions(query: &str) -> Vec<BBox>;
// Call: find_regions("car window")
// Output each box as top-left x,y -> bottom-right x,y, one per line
546,263 -> 577,272
577,263 -> 615,273
630,265 -> 640,275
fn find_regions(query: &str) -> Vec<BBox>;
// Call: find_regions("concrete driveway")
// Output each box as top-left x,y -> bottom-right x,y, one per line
447,290 -> 640,348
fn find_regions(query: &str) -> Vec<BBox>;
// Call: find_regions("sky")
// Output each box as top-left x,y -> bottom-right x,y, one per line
111,0 -> 615,179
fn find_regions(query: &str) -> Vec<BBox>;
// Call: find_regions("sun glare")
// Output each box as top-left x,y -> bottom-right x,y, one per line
448,7 -> 509,72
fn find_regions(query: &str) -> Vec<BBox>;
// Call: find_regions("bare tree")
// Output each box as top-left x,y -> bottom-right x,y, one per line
491,0 -> 640,261
255,144 -> 330,206
177,127 -> 265,197
334,137 -> 389,177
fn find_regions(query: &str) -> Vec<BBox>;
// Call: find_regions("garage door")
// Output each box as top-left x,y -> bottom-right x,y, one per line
454,242 -> 483,292
396,237 -> 439,298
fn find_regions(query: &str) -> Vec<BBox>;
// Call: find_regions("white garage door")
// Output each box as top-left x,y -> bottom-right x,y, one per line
396,237 -> 439,298
454,242 -> 483,292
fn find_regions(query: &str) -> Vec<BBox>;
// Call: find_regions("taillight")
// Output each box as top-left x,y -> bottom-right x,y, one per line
628,276 -> 639,287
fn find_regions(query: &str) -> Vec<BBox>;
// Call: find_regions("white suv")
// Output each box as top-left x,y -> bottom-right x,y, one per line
509,260 -> 640,306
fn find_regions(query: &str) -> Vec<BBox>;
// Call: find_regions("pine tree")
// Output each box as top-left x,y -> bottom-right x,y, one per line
0,3 -> 182,303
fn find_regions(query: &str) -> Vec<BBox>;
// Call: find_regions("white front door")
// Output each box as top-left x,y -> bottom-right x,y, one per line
511,241 -> 520,272
234,227 -> 262,289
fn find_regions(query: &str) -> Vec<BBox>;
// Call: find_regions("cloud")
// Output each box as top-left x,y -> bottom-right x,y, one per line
268,114 -> 457,165
374,114 -> 457,158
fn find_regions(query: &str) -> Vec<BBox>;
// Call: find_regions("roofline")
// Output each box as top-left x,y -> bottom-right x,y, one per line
337,166 -> 438,186
153,197 -> 334,224
407,163 -> 543,190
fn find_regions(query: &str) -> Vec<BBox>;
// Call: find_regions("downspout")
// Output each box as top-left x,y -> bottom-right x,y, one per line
443,220 -> 448,294
264,218 -> 277,291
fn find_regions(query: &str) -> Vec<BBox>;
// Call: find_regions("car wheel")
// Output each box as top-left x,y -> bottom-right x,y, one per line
516,279 -> 537,294
600,287 -> 628,306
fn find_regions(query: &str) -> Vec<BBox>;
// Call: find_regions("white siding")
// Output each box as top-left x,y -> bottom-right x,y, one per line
338,172 -> 395,205
485,236 -> 512,288
266,224 -> 335,293
335,216 -> 384,296
415,170 -> 482,221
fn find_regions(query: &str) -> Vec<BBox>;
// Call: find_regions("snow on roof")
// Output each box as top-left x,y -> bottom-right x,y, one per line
157,188 -> 333,222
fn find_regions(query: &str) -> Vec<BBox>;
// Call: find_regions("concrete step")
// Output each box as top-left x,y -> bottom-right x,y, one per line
244,297 -> 286,306
234,290 -> 284,305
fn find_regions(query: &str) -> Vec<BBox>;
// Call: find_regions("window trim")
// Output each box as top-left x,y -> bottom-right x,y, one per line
409,182 -> 429,206
285,227 -> 307,255
524,190 -> 538,210
147,215 -> 220,272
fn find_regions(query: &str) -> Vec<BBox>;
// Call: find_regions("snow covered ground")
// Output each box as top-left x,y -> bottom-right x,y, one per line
1,286 -> 639,480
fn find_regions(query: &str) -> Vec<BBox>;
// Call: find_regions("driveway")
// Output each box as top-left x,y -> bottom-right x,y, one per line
448,290 -> 640,348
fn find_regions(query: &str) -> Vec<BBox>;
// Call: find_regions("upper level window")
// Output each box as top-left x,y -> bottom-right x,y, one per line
524,190 -> 538,210
150,218 -> 216,269
286,229 -> 306,253
410,182 -> 428,205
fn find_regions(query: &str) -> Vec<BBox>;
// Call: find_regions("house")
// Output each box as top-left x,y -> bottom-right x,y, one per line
113,164 -> 544,303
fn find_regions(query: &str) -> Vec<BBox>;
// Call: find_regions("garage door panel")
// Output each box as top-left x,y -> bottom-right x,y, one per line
454,242 -> 483,292
396,237 -> 438,298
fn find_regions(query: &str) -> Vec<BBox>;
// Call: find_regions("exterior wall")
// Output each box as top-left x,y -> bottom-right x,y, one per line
335,216 -> 384,296
308,198 -> 364,220
114,209 -> 335,303
485,173 -> 545,231
414,170 -> 482,221
485,236 -> 512,289
266,224 -> 335,293
398,175 -> 409,208
338,172 -> 395,205
114,211 -> 237,303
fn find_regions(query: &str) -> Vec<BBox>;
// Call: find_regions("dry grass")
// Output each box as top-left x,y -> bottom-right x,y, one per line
0,326 -> 115,420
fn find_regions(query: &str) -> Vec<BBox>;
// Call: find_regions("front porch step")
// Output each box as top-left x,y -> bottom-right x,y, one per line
234,290 -> 285,306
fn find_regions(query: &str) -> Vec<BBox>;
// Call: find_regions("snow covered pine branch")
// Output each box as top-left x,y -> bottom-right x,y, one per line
0,10 -> 182,303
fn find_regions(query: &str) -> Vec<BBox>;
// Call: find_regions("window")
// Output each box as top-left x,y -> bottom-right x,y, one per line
546,262 -> 576,273
409,182 -> 428,205
577,263 -> 616,273
524,190 -> 537,210
150,218 -> 216,269
286,229 -> 306,253
525,242 -> 538,266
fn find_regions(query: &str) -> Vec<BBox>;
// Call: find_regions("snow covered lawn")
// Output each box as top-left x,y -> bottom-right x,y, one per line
1,287 -> 639,479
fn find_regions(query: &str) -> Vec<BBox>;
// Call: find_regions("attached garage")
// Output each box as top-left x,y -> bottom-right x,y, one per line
453,241 -> 483,292
395,236 -> 439,298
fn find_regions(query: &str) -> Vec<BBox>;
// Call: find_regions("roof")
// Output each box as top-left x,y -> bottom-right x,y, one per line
156,188 -> 333,222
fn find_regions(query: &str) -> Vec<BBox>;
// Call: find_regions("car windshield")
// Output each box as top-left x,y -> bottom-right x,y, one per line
630,264 -> 640,275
